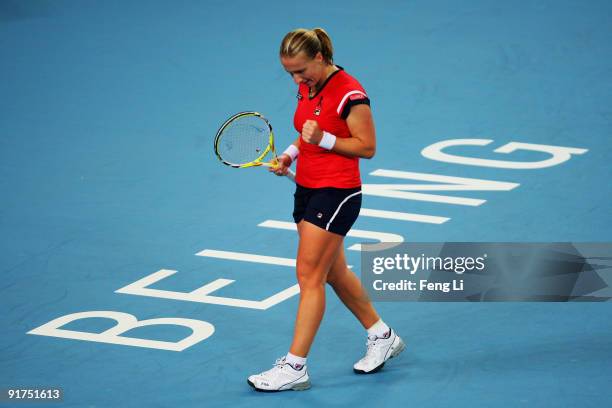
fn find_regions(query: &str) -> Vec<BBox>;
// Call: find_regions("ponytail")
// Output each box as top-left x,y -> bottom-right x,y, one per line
312,28 -> 333,64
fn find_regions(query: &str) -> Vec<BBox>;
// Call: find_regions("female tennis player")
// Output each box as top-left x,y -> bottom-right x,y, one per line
247,28 -> 405,392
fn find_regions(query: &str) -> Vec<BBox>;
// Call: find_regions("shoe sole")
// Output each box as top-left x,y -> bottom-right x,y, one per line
247,379 -> 311,392
353,336 -> 406,375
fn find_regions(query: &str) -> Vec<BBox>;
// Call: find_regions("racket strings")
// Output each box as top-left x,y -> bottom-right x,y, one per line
216,116 -> 271,166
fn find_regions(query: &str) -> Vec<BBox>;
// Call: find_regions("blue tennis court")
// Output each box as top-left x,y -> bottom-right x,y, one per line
2,0 -> 611,406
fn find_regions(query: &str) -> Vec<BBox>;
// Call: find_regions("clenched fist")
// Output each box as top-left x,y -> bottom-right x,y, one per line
301,120 -> 323,145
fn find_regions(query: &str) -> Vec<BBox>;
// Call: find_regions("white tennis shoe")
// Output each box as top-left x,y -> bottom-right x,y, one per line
353,329 -> 405,374
248,357 -> 311,392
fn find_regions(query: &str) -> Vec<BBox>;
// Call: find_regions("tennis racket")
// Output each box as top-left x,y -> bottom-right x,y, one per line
214,111 -> 295,181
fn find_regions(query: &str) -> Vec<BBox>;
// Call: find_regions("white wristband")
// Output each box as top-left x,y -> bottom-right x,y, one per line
282,144 -> 299,162
318,131 -> 336,150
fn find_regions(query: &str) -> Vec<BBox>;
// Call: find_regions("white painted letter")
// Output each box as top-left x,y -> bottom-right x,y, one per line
116,268 -> 299,310
257,220 -> 403,251
27,311 -> 214,351
363,169 -> 519,206
421,139 -> 588,169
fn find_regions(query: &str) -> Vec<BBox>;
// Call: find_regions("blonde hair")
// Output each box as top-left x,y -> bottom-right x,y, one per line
279,28 -> 334,64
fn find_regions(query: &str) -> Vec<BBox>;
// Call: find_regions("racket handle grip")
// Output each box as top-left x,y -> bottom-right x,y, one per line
285,168 -> 296,182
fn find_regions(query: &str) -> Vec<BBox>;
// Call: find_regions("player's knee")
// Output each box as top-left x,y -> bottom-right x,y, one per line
297,275 -> 326,291
296,271 -> 326,288
296,262 -> 327,289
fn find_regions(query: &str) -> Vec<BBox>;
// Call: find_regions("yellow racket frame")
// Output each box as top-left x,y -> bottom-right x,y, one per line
214,111 -> 295,180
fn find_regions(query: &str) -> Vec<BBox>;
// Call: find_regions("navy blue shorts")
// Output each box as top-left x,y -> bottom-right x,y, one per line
293,184 -> 362,236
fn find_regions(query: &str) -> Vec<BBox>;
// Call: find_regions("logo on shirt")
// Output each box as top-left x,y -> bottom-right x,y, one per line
314,97 -> 323,116
349,93 -> 367,101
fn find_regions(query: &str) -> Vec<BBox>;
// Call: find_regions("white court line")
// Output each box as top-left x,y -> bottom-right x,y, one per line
360,208 -> 449,224
257,220 -> 403,252
196,248 -> 353,269
195,249 -> 295,267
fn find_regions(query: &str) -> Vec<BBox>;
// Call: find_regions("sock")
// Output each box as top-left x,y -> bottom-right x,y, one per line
367,319 -> 391,339
285,352 -> 307,370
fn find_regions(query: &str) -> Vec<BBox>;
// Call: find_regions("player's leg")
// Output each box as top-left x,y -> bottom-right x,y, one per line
289,220 -> 344,356
247,220 -> 342,391
326,242 -> 406,374
326,245 -> 379,329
